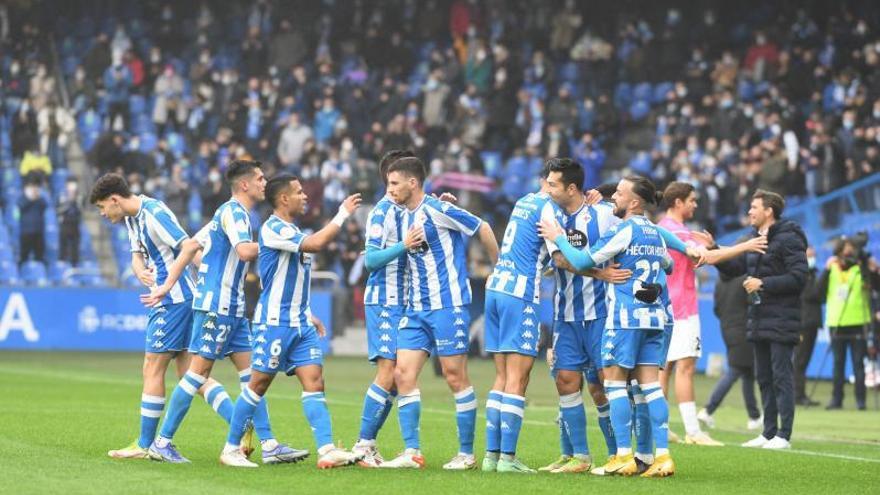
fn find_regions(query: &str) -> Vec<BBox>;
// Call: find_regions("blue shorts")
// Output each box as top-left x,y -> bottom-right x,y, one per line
146,301 -> 193,353
398,306 -> 470,357
484,291 -> 540,356
366,305 -> 403,362
601,327 -> 666,370
251,324 -> 324,375
188,310 -> 252,360
552,319 -> 604,372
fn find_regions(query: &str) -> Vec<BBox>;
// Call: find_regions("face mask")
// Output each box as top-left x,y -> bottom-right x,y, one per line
807,256 -> 816,268
744,107 -> 754,118
873,110 -> 880,119
130,183 -> 142,195
720,99 -> 733,109
209,171 -> 221,182
843,120 -> 854,130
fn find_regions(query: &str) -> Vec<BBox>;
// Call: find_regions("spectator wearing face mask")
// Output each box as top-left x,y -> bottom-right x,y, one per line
57,178 -> 82,266
199,166 -> 228,222
18,179 -> 49,266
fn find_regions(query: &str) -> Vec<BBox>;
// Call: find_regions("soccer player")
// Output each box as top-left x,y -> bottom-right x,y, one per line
91,174 -> 234,459
539,176 -> 703,477
657,182 -> 723,446
379,156 -> 499,470
352,150 -> 426,467
142,160 -> 297,464
538,159 -> 631,474
219,174 -> 364,468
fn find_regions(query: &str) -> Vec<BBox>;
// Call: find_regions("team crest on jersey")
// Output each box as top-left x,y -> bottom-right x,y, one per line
521,330 -> 534,339
279,226 -> 297,238
398,317 -> 409,329
380,333 -> 392,342
523,318 -> 535,327
369,223 -> 383,239
566,228 -> 588,248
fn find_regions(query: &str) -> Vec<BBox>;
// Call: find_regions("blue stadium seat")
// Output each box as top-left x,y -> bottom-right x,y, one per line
0,260 -> 19,285
629,100 -> 651,121
633,82 -> 652,103
140,132 -> 158,153
653,82 -> 673,104
51,169 -> 70,198
49,260 -> 72,285
20,260 -> 48,286
613,82 -> 633,109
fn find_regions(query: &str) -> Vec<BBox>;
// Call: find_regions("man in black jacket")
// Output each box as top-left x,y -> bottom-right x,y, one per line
794,246 -> 822,406
716,190 -> 808,450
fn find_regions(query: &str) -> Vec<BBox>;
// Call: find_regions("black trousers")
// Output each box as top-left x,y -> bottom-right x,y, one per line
754,340 -> 796,441
794,324 -> 819,400
705,365 -> 761,419
59,229 -> 80,266
830,327 -> 868,408
19,232 -> 45,265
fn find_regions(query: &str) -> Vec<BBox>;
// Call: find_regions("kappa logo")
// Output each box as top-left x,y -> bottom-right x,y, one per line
152,329 -> 165,337
202,333 -> 214,341
603,353 -> 614,361
155,307 -> 167,313
255,335 -> 267,343
255,347 -> 265,355
379,345 -> 391,354
521,330 -> 534,339
152,341 -> 163,348
154,318 -> 166,326
454,329 -> 466,338
604,341 -> 615,350
486,420 -> 496,429
380,333 -> 392,342
380,322 -> 392,330
521,342 -> 532,351
523,318 -> 535,327
455,342 -> 466,349
380,310 -> 390,318
254,358 -> 265,367
523,305 -> 536,314
454,318 -> 465,326
500,421 -> 510,430
200,344 -> 212,353
453,307 -> 462,314
606,329 -> 617,337
203,321 -> 216,330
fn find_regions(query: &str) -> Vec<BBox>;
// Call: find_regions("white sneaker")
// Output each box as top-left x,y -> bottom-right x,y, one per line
352,441 -> 384,468
747,415 -> 763,431
762,436 -> 791,450
742,435 -> 770,448
379,449 -> 425,469
442,453 -> 477,470
220,446 -> 258,468
317,448 -> 363,469
697,408 -> 715,429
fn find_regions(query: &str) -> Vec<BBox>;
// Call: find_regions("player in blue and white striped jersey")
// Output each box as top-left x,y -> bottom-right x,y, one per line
90,173 -> 236,461
219,174 -> 364,469
352,150 -> 427,467
142,161 -> 295,464
540,176 -> 704,478
541,159 -> 632,474
380,156 -> 499,471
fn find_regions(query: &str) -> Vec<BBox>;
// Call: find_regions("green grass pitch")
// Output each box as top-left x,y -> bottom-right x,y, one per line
1,351 -> 878,494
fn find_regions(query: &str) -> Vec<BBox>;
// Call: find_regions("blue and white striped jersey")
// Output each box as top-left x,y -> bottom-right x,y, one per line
399,195 -> 482,311
192,198 -> 253,317
588,215 -> 670,331
486,192 -> 559,304
125,195 -> 195,306
364,196 -> 406,306
252,215 -> 312,328
552,201 -> 620,322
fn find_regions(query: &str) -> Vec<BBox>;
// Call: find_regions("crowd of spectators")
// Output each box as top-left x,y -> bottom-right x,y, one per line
3,1 -> 880,288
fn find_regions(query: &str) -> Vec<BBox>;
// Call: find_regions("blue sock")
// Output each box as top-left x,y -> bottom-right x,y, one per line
358,383 -> 390,441
397,390 -> 421,450
302,391 -> 333,450
559,392 -> 588,455
558,408 -> 573,456
158,371 -> 206,440
485,390 -> 503,453
500,393 -> 525,455
376,389 -> 397,435
226,386 -> 260,446
454,386 -> 477,455
642,382 -> 669,452
606,380 -> 632,454
631,381 -> 653,458
596,403 -> 616,456
204,382 -> 234,423
239,368 -> 273,441
137,394 -> 165,449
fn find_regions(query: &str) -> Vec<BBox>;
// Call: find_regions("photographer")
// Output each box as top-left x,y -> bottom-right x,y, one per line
818,236 -> 880,411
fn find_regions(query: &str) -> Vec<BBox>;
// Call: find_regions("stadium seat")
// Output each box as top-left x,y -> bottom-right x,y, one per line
653,82 -> 673,104
613,82 -> 633,109
20,260 -> 48,286
49,260 -> 72,285
629,100 -> 651,121
633,82 -> 652,103
0,260 -> 19,285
